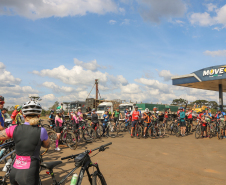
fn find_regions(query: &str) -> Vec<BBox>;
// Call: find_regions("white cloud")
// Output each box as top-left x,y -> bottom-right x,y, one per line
120,83 -> 142,94
206,3 -> 217,12
137,0 -> 186,23
42,82 -> 82,93
213,27 -> 221,31
204,50 -> 226,57
189,4 -> 226,26
121,19 -> 130,25
0,62 -> 21,87
73,58 -> 104,71
109,20 -> 117,24
158,69 -> 174,81
0,0 -> 118,20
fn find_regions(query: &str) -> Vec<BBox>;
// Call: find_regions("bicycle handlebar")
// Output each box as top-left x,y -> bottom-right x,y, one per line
0,141 -> 15,148
61,142 -> 112,160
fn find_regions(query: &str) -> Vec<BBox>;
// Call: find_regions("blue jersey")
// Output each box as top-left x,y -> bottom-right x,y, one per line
204,113 -> 212,117
217,112 -> 225,119
180,111 -> 185,122
0,110 -> 4,127
49,114 -> 55,120
103,114 -> 109,122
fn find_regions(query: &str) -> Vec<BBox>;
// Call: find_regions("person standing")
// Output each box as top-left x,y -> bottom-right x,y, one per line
0,96 -> 5,130
15,106 -> 25,125
11,105 -> 19,125
143,108 -> 150,137
102,110 -> 109,137
179,101 -> 188,137
130,106 -> 140,138
55,109 -> 64,151
49,110 -> 55,129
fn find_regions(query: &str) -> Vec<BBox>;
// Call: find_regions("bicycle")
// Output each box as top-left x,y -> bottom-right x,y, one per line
40,142 -> 112,185
148,122 -> 159,139
195,122 -> 201,139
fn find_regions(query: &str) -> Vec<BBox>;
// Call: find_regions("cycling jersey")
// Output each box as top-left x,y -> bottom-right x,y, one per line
11,110 -> 18,125
15,113 -> 24,125
187,111 -> 193,119
204,113 -> 212,119
132,111 -> 140,121
73,115 -> 79,124
217,112 -> 226,119
201,119 -> 207,127
0,110 -> 4,127
103,114 -> 109,122
143,112 -> 150,123
152,112 -> 159,121
164,111 -> 168,118
113,111 -> 120,118
5,122 -> 48,185
180,111 -> 185,122
55,116 -> 63,133
91,113 -> 98,124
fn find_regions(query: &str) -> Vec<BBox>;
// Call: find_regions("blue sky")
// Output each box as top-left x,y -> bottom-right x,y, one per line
1,0 -> 226,109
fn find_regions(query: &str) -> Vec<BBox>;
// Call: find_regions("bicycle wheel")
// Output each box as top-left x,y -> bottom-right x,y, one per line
135,125 -> 142,139
92,171 -> 107,185
47,130 -> 57,149
83,127 -> 96,142
65,132 -> 77,150
151,128 -> 159,139
217,126 -> 222,140
116,123 -> 121,135
42,124 -> 50,130
96,125 -> 103,138
195,127 -> 201,139
120,122 -> 126,132
158,127 -> 165,138
108,123 -> 117,138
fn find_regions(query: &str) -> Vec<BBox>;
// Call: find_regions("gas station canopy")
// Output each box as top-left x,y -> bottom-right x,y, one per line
171,64 -> 226,110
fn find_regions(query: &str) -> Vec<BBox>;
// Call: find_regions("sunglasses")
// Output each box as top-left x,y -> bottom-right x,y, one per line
0,101 -> 5,105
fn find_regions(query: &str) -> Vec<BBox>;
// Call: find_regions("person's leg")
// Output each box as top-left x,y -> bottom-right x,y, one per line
144,123 -> 147,137
102,122 -> 106,135
131,121 -> 136,137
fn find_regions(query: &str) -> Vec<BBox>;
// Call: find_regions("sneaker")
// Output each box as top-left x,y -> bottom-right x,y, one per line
55,147 -> 61,151
143,135 -> 146,138
131,135 -> 134,138
224,136 -> 226,139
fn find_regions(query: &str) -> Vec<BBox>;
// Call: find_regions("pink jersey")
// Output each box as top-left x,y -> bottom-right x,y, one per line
73,115 -> 79,124
55,117 -> 63,127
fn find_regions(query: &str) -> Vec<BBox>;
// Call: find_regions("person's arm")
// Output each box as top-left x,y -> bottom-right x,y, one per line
42,139 -> 50,148
0,130 -> 10,140
184,101 -> 188,111
111,112 -> 114,119
120,113 -> 122,119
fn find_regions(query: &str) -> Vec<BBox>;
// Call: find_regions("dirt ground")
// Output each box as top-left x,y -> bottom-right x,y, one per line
2,121 -> 226,185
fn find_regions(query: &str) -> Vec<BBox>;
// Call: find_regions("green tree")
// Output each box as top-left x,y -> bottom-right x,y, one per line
49,101 -> 59,110
171,98 -> 187,106
208,101 -> 218,109
41,109 -> 47,117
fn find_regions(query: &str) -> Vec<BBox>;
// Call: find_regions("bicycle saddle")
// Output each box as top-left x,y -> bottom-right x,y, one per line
40,161 -> 62,170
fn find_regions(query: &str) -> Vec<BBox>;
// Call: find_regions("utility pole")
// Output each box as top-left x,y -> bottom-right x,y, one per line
95,79 -> 98,100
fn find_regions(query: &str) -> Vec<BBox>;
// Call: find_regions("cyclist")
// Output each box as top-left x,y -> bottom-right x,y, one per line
163,108 -> 169,135
130,106 -> 140,138
0,100 -> 50,185
143,108 -> 150,137
55,109 -> 64,151
77,107 -> 84,123
187,108 -> 193,132
11,105 -> 19,125
179,102 -> 187,136
111,108 -> 122,128
0,96 -> 5,130
91,109 -> 99,130
216,107 -> 226,138
125,110 -> 131,129
49,110 -> 55,129
102,110 -> 109,137
15,106 -> 25,125
1,108 -> 8,122
200,114 -> 207,138
203,108 -> 212,137
152,107 -> 159,136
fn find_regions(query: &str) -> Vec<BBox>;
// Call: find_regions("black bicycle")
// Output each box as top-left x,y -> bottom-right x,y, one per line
40,142 -> 112,185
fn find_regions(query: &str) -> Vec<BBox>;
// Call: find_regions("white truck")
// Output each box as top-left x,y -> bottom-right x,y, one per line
96,102 -> 114,120
119,103 -> 135,121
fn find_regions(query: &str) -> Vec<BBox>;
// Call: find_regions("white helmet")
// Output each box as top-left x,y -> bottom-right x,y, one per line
22,100 -> 42,116
56,109 -> 63,114
145,108 -> 149,113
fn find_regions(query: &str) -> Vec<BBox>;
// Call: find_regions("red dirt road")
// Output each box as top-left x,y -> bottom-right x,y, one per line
39,131 -> 226,185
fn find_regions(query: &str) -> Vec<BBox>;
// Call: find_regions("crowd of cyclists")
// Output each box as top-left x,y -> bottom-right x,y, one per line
1,95 -> 226,184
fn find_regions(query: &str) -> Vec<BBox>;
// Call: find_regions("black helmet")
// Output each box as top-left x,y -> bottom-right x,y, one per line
0,96 -> 4,101
134,106 -> 138,108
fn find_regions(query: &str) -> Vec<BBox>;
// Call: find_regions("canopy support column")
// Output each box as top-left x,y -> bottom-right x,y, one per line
219,84 -> 223,111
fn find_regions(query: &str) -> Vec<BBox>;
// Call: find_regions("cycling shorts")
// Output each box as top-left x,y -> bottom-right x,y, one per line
10,159 -> 39,185
132,120 -> 138,127
180,121 -> 186,127
114,118 -> 119,123
56,126 -> 63,134
201,125 -> 207,132
144,122 -> 149,127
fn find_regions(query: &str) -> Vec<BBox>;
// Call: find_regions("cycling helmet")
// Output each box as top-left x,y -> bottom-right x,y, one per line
17,106 -> 22,112
56,109 -> 63,114
153,107 -> 157,111
179,107 -> 183,110
78,107 -> 81,109
145,108 -> 149,113
14,105 -> 19,109
0,96 -> 4,101
134,106 -> 138,109
22,100 -> 42,116
51,109 -> 54,113
217,107 -> 221,111
92,108 -> 96,112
